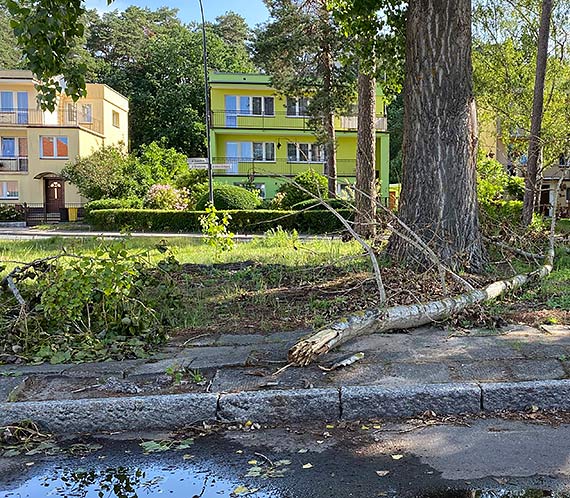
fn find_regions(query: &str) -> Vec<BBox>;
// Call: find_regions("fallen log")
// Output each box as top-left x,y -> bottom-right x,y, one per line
288,176 -> 564,367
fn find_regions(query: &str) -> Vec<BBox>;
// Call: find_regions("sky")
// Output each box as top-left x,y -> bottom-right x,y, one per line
85,0 -> 270,27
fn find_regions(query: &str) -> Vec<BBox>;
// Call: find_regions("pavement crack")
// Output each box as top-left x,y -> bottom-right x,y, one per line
477,383 -> 484,411
338,387 -> 343,420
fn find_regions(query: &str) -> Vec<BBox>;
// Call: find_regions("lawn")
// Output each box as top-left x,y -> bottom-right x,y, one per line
1,230 -> 568,365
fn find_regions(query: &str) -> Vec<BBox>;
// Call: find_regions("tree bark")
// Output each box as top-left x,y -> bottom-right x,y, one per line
387,0 -> 486,272
522,0 -> 553,227
322,41 -> 337,198
355,70 -> 377,239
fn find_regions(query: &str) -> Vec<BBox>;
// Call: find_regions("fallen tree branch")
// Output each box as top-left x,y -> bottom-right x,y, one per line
288,176 -> 564,367
483,236 -> 544,261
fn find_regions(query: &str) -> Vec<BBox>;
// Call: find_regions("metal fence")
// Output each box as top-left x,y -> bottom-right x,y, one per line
22,203 -> 85,226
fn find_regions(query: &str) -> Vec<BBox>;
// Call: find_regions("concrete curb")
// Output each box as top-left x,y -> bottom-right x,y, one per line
2,379 -> 570,434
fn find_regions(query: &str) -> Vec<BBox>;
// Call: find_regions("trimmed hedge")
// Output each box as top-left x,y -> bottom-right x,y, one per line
86,208 -> 354,234
292,198 -> 353,210
195,184 -> 261,211
84,198 -> 143,214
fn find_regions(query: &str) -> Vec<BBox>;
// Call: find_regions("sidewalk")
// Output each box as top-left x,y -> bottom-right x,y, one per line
1,324 -> 570,433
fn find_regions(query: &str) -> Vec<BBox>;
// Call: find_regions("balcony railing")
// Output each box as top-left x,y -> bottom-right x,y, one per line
209,157 -> 359,177
0,108 -> 103,134
0,156 -> 28,172
211,110 -> 387,132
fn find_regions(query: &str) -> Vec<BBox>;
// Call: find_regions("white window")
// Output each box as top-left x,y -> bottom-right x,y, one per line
112,110 -> 120,128
287,142 -> 324,162
79,104 -> 92,123
286,97 -> 309,117
0,181 -> 18,199
233,96 -> 274,116
252,142 -> 275,162
40,136 -> 69,159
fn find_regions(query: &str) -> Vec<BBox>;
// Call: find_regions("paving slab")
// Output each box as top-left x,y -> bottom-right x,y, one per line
384,362 -> 453,385
509,359 -> 566,381
449,360 -> 512,382
0,376 -> 27,402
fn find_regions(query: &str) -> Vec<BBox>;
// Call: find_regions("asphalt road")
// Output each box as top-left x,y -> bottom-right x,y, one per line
2,416 -> 570,497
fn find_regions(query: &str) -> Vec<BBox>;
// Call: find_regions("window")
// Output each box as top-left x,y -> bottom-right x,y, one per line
79,104 -> 92,123
66,103 -> 76,123
252,142 -> 275,162
566,188 -> 570,202
232,96 -> 275,116
1,138 -> 15,157
0,181 -> 18,199
287,142 -> 324,162
0,92 -> 13,112
40,136 -> 69,159
112,111 -> 120,128
286,97 -> 309,117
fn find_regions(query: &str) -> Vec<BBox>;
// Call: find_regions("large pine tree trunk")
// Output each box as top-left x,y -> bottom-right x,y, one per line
355,71 -> 377,238
387,0 -> 486,272
522,0 -> 552,226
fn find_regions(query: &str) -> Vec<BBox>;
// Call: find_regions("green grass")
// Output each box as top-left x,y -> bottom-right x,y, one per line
557,218 -> 570,235
0,236 -> 363,274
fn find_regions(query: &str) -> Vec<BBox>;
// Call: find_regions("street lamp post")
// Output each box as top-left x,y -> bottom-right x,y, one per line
198,0 -> 214,204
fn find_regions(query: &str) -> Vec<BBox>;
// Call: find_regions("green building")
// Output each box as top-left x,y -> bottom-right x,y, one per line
207,72 -> 390,201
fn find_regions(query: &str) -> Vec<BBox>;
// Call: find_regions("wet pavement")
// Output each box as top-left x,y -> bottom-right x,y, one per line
2,417 -> 570,497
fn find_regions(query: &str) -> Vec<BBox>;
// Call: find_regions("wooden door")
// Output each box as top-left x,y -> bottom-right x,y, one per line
45,178 -> 65,213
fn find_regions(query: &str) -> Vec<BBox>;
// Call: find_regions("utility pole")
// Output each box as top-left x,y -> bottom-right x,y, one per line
198,0 -> 214,204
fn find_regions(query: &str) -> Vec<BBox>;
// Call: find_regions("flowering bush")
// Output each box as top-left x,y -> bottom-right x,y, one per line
144,184 -> 190,211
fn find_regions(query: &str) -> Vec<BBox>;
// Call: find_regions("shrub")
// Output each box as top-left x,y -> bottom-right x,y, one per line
84,198 -> 143,214
144,184 -> 189,210
277,169 -> 328,208
480,200 -> 523,225
0,204 -> 24,222
175,171 -> 209,209
62,143 -> 151,200
137,140 -> 188,185
87,208 -> 354,234
195,184 -> 261,211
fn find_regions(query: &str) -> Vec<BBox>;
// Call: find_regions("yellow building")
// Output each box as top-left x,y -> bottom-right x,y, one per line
0,70 -> 129,222
208,72 -> 390,201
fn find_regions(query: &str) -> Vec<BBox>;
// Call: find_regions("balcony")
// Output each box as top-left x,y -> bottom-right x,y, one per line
211,110 -> 387,132
0,108 -> 103,134
0,156 -> 28,172
209,157 -> 359,177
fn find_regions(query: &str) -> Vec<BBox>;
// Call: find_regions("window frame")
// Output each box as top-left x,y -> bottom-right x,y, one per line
0,180 -> 18,200
40,136 -> 69,159
112,110 -> 120,128
252,141 -> 275,162
79,103 -> 93,124
286,97 -> 310,117
286,142 -> 325,163
234,96 -> 275,117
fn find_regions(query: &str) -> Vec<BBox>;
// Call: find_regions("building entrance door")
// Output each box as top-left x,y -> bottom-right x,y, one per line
44,178 -> 65,213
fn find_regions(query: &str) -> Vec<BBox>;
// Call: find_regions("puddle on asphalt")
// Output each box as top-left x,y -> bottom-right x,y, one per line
0,437 -> 567,497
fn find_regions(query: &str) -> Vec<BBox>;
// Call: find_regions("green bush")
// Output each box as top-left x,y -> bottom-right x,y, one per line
86,208 -> 354,234
195,184 -> 261,211
480,200 -> 523,225
0,204 -> 24,222
277,169 -> 329,208
84,198 -> 143,214
144,184 -> 189,210
292,198 -> 353,210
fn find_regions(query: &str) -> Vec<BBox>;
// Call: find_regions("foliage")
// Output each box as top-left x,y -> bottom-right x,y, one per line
174,170 -> 209,209
144,184 -> 189,211
387,93 -> 404,183
195,184 -> 261,211
473,0 -> 570,171
0,3 -> 22,69
477,157 -> 525,204
137,141 -> 188,185
61,144 -> 149,200
277,169 -> 329,208
84,197 -> 142,214
0,204 -> 24,222
327,0 -> 406,95
86,208 -> 354,234
199,204 -> 235,255
0,240 -> 168,364
6,0 -> 88,111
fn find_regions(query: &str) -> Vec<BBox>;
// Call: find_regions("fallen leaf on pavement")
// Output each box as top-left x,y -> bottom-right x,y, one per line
376,470 -> 390,477
302,463 -> 313,469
